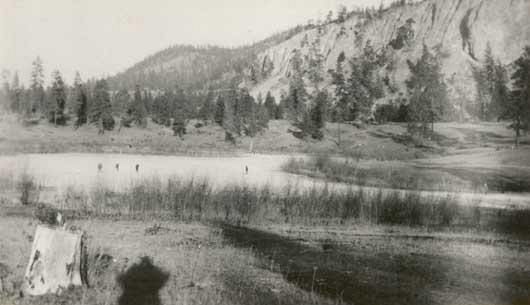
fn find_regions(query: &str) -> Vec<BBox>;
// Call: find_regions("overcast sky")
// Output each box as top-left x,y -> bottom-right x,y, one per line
1,0 -> 394,85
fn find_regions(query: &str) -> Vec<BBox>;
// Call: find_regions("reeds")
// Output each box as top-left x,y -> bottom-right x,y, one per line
56,176 -> 508,231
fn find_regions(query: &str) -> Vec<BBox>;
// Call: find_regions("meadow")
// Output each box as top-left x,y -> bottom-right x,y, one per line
1,175 -> 529,305
0,118 -> 529,305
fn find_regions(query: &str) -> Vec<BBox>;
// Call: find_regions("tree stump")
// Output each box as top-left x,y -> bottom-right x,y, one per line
22,225 -> 86,296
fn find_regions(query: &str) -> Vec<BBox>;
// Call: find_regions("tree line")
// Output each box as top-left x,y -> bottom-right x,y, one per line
0,59 -> 279,140
1,44 -> 529,146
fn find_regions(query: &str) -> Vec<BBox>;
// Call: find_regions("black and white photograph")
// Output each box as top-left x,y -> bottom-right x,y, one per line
0,0 -> 529,304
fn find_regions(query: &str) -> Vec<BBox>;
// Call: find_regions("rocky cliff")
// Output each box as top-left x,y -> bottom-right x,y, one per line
110,0 -> 530,111
250,0 -> 530,103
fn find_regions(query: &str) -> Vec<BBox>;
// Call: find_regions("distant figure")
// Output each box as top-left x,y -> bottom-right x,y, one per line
135,164 -> 140,173
245,165 -> 248,175
115,163 -> 120,171
98,163 -> 103,172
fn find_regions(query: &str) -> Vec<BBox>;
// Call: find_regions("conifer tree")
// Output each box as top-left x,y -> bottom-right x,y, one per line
10,72 -> 21,113
113,88 -> 131,116
263,91 -> 276,119
199,89 -> 215,123
30,56 -> 45,114
405,45 -> 448,136
90,79 -> 114,131
214,95 -> 225,125
0,70 -> 10,111
131,85 -> 147,127
308,91 -> 328,139
503,46 -> 530,147
72,72 -> 88,127
347,41 -> 384,120
471,44 -> 508,120
286,49 -> 307,124
172,86 -> 187,137
48,70 -> 67,125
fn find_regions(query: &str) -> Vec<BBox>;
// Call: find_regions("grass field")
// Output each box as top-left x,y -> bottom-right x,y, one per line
2,114 -> 511,157
1,115 -> 529,304
0,215 -> 529,305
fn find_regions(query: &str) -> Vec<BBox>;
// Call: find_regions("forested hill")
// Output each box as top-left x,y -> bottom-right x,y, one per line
107,25 -> 309,91
108,0 -> 530,109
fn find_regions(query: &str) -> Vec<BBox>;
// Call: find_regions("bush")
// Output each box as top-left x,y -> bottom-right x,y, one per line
121,116 -> 133,128
102,113 -> 115,130
374,103 -> 408,123
17,173 -> 39,205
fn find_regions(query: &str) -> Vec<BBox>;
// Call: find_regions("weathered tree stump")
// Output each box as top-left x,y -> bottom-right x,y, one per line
22,226 -> 86,296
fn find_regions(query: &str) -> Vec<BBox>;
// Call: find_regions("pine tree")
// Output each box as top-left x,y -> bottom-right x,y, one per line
48,70 -> 67,125
256,92 -> 263,107
0,69 -> 10,111
263,91 -> 276,119
330,51 -> 349,121
10,72 -> 21,113
30,56 -> 45,114
131,85 -> 147,127
74,85 -> 88,128
325,11 -> 333,24
172,86 -> 187,137
337,5 -> 348,23
405,45 -> 449,136
256,102 -> 270,130
308,91 -> 328,139
113,89 -> 131,115
286,49 -> 307,124
346,41 -> 385,121
214,95 -> 225,125
199,89 -> 215,123
223,90 -> 238,143
90,79 -> 114,131
152,91 -> 171,125
503,46 -> 530,147
471,44 -> 508,120
307,37 -> 324,91
330,51 -> 349,145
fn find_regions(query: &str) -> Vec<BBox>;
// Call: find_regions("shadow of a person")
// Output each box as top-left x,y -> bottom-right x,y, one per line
117,256 -> 169,305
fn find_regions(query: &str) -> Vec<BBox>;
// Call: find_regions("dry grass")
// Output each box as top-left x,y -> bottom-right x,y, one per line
41,176 -> 528,236
0,218 -> 339,305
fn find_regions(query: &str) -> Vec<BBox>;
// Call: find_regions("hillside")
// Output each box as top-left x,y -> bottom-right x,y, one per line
109,0 -> 530,111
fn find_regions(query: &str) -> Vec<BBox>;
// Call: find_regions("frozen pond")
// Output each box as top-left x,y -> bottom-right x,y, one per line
1,153 -> 529,209
0,153 -> 316,192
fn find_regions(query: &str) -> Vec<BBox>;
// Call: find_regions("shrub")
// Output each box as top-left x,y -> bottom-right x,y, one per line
17,172 -> 39,205
374,103 -> 408,123
102,112 -> 115,130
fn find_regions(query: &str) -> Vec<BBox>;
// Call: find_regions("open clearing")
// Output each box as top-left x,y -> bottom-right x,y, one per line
1,119 -> 529,305
0,217 -> 529,305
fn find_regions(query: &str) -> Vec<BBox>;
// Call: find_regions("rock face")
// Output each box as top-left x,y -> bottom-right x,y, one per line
112,0 -> 530,112
250,0 -> 530,102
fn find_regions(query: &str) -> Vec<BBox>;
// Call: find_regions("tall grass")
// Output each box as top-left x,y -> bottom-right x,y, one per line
282,154 -> 508,193
17,171 -> 40,205
53,176 -> 530,235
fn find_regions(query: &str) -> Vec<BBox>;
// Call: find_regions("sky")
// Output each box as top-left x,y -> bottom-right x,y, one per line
1,0 -> 394,86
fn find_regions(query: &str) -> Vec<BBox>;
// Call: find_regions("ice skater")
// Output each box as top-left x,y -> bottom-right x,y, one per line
135,164 -> 140,173
115,163 -> 119,171
245,165 -> 248,175
97,163 -> 103,172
